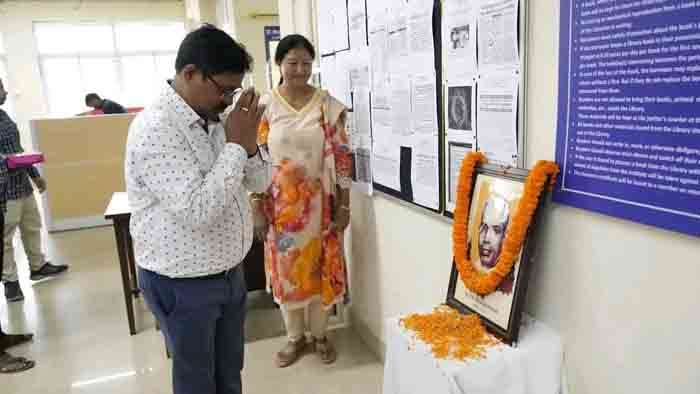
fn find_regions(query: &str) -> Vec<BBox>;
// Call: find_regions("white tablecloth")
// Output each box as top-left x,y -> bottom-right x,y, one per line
383,315 -> 564,394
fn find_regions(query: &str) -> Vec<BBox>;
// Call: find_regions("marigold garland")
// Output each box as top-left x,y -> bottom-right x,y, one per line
401,306 -> 498,361
453,152 -> 559,296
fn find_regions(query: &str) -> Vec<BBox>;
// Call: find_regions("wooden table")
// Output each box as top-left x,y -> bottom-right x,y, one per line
104,192 -> 139,335
104,192 -> 268,336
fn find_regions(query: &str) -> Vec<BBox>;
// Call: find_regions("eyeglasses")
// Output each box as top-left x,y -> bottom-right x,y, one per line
207,75 -> 241,100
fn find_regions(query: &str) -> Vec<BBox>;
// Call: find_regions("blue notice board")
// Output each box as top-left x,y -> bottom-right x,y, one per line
264,26 -> 280,41
554,0 -> 700,237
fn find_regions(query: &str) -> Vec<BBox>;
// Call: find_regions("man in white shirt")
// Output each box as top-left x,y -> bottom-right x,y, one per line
125,25 -> 269,394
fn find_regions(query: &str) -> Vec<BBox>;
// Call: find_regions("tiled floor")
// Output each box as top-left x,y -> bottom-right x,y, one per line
1,227 -> 383,393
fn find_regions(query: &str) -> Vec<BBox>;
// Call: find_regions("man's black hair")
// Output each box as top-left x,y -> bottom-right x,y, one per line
175,24 -> 253,76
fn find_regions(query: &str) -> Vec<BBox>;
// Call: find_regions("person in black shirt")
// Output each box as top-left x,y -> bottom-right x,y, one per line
0,78 -> 68,303
0,117 -> 35,372
0,160 -> 35,373
84,93 -> 127,114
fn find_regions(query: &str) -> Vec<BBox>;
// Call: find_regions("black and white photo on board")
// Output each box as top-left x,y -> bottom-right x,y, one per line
448,85 -> 472,132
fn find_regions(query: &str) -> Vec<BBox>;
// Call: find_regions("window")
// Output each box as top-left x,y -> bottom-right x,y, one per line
34,21 -> 185,116
0,33 -> 15,118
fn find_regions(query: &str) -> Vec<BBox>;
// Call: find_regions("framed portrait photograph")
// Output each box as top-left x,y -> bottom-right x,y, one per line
446,164 -> 549,345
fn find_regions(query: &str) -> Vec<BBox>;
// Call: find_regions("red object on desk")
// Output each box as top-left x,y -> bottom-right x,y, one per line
7,153 -> 45,169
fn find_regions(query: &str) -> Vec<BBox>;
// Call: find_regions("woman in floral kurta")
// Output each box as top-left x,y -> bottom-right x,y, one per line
252,35 -> 352,367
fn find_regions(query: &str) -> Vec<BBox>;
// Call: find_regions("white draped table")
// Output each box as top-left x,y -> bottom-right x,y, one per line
383,315 -> 565,394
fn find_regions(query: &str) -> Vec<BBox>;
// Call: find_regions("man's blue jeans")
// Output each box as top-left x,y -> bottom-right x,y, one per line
139,265 -> 247,394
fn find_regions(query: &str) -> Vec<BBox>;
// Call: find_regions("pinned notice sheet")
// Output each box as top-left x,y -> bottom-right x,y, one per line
477,72 -> 519,166
478,0 -> 519,72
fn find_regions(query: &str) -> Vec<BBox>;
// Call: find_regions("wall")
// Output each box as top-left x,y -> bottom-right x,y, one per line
215,0 -> 238,37
185,0 -> 217,29
280,1 -> 700,393
0,0 -> 185,147
277,0 -> 316,43
232,0 -> 279,91
186,0 -> 279,91
520,0 -> 700,392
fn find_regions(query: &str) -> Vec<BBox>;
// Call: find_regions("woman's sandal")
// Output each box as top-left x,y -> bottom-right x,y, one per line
313,337 -> 337,364
275,337 -> 307,368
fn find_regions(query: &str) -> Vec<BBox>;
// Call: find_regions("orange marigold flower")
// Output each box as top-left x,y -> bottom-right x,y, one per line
401,306 -> 499,361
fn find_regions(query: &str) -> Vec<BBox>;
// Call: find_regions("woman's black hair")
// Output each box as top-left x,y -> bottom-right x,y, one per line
274,34 -> 316,85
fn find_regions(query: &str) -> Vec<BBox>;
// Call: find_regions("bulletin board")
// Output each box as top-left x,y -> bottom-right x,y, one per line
552,0 -> 700,237
442,0 -> 528,216
314,0 -> 528,215
315,0 -> 445,213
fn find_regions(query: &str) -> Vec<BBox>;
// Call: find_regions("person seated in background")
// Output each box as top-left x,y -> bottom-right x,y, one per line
81,93 -> 127,115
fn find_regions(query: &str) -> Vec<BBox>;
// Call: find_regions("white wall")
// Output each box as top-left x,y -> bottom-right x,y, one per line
232,0 -> 279,91
278,1 -> 700,393
0,0 -> 185,146
277,0 -> 316,42
521,1 -> 700,392
187,0 -> 279,91
215,0 -> 238,36
185,0 -> 217,29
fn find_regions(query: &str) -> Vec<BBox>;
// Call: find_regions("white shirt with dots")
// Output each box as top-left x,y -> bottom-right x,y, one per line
125,84 -> 271,278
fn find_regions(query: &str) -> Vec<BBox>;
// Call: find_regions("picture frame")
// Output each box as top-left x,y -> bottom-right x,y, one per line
446,163 -> 550,345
